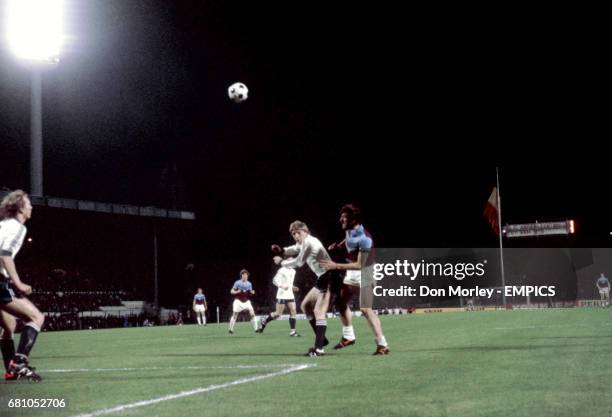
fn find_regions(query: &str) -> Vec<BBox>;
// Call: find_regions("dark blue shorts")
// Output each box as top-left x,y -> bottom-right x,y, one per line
0,280 -> 16,305
315,270 -> 343,295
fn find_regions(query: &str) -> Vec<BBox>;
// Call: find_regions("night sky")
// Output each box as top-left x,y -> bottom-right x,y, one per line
0,1 -> 607,306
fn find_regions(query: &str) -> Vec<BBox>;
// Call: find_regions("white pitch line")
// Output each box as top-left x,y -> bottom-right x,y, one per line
69,363 -> 314,417
44,364 -> 305,373
493,325 -> 538,330
492,323 -> 612,330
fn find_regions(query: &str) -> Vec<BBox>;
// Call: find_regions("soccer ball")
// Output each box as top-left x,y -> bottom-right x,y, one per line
228,82 -> 249,103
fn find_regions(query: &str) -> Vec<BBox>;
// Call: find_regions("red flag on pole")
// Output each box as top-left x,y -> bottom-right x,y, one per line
484,187 -> 499,235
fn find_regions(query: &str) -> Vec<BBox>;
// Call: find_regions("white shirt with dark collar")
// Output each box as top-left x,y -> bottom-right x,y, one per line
281,234 -> 331,278
0,218 -> 27,279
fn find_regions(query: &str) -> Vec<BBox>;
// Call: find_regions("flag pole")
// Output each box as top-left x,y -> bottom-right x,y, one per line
496,167 -> 507,306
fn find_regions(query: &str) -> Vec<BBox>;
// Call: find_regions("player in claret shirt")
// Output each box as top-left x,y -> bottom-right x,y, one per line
228,269 -> 258,334
596,273 -> 610,307
192,288 -> 208,326
321,204 -> 390,355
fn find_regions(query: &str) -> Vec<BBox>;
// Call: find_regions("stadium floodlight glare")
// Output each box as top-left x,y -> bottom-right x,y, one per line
6,0 -> 63,62
6,0 -> 63,196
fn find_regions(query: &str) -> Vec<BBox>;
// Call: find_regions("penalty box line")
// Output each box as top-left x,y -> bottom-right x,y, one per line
44,363 -> 308,373
69,363 -> 315,417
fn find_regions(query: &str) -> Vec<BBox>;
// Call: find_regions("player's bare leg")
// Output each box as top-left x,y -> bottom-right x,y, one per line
360,308 -> 389,355
360,284 -> 389,355
257,303 -> 285,333
287,301 -> 299,336
301,287 -> 318,335
0,311 -> 16,379
306,290 -> 330,356
301,287 -> 329,355
2,298 -> 44,380
196,310 -> 206,326
334,285 -> 359,349
228,312 -> 238,334
247,307 -> 259,332
300,287 -> 317,318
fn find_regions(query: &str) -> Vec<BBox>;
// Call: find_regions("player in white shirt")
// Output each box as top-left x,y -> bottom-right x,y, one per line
256,266 -> 300,336
192,288 -> 208,326
272,220 -> 339,356
0,190 -> 44,381
596,273 -> 610,307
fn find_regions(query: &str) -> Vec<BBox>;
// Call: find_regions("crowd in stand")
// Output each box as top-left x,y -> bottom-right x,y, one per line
25,268 -> 137,295
31,291 -> 124,313
43,314 -> 147,331
13,267 -> 150,332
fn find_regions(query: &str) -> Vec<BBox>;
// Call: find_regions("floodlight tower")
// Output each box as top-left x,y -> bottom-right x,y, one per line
6,0 -> 63,197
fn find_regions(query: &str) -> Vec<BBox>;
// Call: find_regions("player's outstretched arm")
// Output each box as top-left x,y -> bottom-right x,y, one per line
271,244 -> 284,256
328,239 -> 346,251
282,244 -> 301,257
321,251 -> 368,271
281,243 -> 310,269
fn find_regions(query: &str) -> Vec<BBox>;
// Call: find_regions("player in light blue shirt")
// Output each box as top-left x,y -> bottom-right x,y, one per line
192,288 -> 207,326
596,273 -> 610,307
321,204 -> 389,355
228,269 -> 258,334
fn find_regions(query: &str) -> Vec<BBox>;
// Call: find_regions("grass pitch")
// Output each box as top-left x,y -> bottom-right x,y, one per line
1,308 -> 611,417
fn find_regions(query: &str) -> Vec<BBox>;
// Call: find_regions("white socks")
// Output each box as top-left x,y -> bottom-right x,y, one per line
342,326 -> 355,341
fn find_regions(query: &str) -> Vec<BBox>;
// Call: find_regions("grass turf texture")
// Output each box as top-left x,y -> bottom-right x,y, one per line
1,308 -> 611,417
